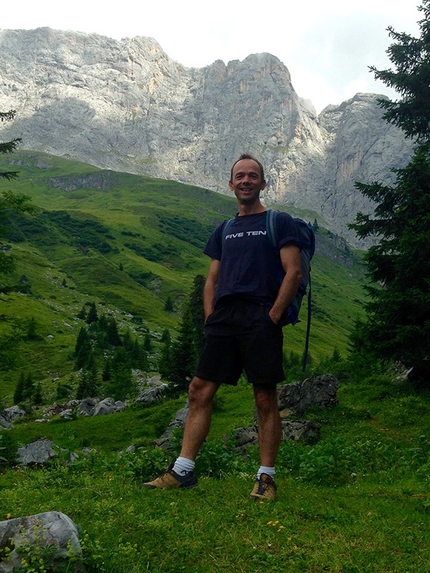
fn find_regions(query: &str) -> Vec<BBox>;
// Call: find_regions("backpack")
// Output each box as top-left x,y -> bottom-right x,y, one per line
222,209 -> 316,371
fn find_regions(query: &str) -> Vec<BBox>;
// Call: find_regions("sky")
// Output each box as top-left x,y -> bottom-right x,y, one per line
1,0 -> 422,113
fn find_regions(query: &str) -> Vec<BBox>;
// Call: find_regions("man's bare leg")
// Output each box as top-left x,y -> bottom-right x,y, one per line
253,384 -> 282,466
180,376 -> 219,461
249,384 -> 281,500
141,376 -> 218,489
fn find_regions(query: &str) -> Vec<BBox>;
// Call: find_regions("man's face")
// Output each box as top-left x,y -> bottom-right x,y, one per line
228,159 -> 266,206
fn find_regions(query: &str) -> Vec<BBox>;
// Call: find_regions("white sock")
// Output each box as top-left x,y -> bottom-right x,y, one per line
257,466 -> 275,479
173,457 -> 195,476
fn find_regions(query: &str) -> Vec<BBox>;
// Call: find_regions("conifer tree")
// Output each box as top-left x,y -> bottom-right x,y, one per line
0,111 -> 33,284
13,372 -> 25,404
107,317 -> 122,346
33,382 -> 43,405
351,0 -> 430,380
23,374 -> 35,401
86,302 -> 98,324
159,329 -> 172,380
169,302 -> 199,394
0,111 -> 21,181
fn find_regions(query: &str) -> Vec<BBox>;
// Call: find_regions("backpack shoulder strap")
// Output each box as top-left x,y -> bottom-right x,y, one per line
221,218 -> 235,243
265,209 -> 279,249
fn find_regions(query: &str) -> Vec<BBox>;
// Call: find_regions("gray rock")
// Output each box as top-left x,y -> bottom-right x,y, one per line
281,420 -> 321,443
78,397 -> 97,416
0,28 -> 413,247
154,401 -> 189,450
135,384 -> 168,405
92,397 -> 116,416
0,511 -> 80,573
234,420 -> 321,452
278,375 -> 339,416
0,406 -> 26,430
59,409 -> 74,420
114,400 -> 127,412
16,439 -> 63,466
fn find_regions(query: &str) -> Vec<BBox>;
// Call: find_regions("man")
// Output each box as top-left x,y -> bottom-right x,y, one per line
143,154 -> 303,500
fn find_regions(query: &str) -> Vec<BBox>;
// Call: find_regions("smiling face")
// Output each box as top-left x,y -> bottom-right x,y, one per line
228,158 -> 267,206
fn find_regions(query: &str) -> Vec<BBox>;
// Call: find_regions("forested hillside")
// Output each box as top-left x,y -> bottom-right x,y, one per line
0,151 -> 366,405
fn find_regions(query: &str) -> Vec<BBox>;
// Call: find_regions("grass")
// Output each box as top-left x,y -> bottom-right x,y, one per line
1,368 -> 430,572
2,151 -> 418,571
0,151 -> 366,405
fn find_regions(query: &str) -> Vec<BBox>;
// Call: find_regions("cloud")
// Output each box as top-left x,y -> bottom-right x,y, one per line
0,0 -> 422,112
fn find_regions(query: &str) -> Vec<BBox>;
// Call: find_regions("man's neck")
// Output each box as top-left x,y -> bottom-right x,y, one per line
237,200 -> 267,217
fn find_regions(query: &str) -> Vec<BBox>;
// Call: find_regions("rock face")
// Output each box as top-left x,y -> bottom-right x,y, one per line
0,511 -> 80,572
0,28 -> 413,244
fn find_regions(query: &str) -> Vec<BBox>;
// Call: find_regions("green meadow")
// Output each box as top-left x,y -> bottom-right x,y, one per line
2,151 -> 428,573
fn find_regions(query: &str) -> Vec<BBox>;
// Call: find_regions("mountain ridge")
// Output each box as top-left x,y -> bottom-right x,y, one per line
0,27 -> 413,245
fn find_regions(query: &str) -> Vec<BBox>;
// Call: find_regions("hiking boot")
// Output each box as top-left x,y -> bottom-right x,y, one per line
250,473 -> 277,501
141,463 -> 198,490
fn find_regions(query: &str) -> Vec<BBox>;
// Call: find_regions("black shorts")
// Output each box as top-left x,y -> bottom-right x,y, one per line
195,300 -> 285,386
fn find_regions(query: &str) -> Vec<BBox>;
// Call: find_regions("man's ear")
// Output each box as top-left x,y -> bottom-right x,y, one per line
228,180 -> 234,191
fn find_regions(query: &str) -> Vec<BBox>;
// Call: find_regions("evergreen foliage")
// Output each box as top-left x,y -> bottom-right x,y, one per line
0,110 -> 33,285
0,110 -> 21,181
167,275 -> 205,393
351,1 -> 430,380
370,1 -> 430,141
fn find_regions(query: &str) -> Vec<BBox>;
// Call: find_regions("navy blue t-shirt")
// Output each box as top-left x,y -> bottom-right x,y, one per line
203,211 -> 301,307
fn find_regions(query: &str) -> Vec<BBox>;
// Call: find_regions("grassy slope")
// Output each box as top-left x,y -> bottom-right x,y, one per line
0,152 -> 429,572
1,151 -> 365,404
1,374 -> 429,572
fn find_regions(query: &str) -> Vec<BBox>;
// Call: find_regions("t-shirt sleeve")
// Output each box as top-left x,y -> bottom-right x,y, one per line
277,213 -> 302,249
203,221 -> 225,260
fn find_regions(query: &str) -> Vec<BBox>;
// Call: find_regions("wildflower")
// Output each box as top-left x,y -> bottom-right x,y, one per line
5,513 -> 12,520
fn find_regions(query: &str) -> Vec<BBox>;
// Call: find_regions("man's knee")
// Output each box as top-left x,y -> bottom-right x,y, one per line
254,385 -> 279,415
188,377 -> 218,406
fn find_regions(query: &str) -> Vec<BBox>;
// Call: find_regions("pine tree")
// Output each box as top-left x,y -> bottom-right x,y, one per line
0,111 -> 21,181
351,1 -> 430,381
13,372 -> 26,404
107,317 -> 122,346
23,374 -> 35,401
159,329 -> 172,380
170,303 -> 199,394
0,112 -> 33,285
86,302 -> 98,324
33,382 -> 43,406
189,274 -> 205,353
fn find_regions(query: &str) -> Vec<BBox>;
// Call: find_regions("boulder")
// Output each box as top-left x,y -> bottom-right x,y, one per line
16,439 -> 63,466
154,402 -> 189,450
278,375 -> 339,416
0,406 -> 26,430
233,420 -> 321,452
78,397 -> 97,416
92,397 -> 117,416
135,384 -> 168,405
0,511 -> 81,572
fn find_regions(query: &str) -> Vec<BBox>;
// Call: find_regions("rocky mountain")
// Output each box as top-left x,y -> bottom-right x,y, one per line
0,27 -> 413,245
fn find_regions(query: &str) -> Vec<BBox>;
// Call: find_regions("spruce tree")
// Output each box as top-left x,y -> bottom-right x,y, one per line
159,329 -> 172,380
170,303 -> 199,394
13,372 -> 26,404
0,111 -> 33,284
86,302 -> 98,324
0,111 -> 21,181
351,1 -> 430,380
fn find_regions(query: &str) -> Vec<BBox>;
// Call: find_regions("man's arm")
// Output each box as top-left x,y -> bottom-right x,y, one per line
269,245 -> 302,325
203,258 -> 221,320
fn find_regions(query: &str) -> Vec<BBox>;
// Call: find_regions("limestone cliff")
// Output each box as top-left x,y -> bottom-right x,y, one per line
0,27 -> 413,244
